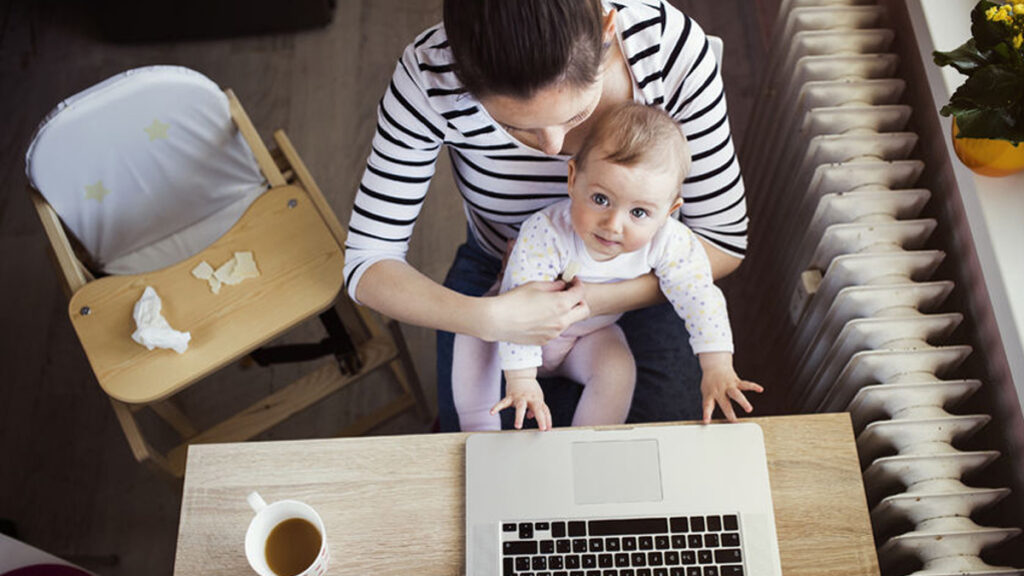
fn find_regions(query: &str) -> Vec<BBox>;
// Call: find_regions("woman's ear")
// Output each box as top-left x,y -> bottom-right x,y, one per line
602,9 -> 617,45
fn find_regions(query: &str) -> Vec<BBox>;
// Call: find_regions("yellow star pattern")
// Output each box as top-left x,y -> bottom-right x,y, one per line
144,118 -> 170,141
84,181 -> 111,202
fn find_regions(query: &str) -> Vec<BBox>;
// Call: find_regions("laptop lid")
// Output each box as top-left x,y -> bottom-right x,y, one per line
465,423 -> 782,576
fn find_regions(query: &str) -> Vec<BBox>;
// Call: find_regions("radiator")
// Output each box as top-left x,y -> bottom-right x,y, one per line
732,0 -> 1024,573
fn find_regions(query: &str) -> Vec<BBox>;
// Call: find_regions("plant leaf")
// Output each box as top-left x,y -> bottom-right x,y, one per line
971,0 -> 1007,51
952,65 -> 1024,109
954,108 -> 1024,143
933,38 -> 990,75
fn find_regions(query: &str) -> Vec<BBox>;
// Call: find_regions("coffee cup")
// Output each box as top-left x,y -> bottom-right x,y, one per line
245,492 -> 329,576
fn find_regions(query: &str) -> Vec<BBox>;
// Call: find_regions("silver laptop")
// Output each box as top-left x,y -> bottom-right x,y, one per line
465,423 -> 783,576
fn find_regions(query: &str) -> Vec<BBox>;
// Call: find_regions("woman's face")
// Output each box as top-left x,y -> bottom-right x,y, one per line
481,79 -> 605,156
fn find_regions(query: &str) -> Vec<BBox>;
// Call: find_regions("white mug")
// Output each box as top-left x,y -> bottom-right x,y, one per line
245,492 -> 329,576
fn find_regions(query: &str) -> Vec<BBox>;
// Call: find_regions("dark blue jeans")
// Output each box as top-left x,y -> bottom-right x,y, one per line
436,232 -> 703,432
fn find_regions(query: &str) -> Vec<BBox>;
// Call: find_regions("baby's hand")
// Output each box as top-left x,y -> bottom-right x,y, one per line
491,374 -> 552,431
699,352 -> 763,424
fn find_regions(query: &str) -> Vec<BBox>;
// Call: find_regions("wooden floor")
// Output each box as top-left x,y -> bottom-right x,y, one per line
0,1 -> 768,574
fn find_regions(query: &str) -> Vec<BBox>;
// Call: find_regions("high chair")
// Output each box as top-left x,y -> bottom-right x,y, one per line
25,66 -> 430,478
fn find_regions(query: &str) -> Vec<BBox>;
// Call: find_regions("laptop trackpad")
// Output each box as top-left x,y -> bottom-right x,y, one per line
572,440 -> 663,505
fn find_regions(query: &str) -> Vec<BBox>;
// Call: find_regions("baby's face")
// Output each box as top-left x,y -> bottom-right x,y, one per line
568,149 -> 682,261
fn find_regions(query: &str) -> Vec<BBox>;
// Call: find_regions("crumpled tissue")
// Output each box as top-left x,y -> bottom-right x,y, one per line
131,286 -> 191,354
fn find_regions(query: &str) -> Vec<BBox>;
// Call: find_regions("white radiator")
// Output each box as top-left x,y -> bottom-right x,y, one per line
734,1 -> 1024,574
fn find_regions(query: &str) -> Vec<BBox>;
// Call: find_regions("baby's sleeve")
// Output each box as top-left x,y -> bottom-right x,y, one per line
654,223 -> 734,354
498,213 -> 566,370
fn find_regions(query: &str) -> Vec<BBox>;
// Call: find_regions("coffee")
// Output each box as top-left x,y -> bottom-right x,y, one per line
264,517 -> 322,576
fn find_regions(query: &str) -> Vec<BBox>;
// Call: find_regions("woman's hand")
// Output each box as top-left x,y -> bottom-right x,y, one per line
482,278 -> 590,345
699,352 -> 763,424
491,370 -> 552,430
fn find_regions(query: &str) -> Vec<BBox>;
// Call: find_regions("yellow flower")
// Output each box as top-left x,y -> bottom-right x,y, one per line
1015,2 -> 1024,14
987,5 -> 999,19
1015,32 -> 1024,49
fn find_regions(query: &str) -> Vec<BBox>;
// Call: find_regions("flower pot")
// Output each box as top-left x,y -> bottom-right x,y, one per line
951,119 -> 1024,177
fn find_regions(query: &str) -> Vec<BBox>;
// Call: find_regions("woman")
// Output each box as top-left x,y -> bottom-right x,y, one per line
344,0 -> 747,431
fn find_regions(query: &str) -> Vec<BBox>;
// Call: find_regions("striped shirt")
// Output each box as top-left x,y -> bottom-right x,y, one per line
344,0 -> 747,301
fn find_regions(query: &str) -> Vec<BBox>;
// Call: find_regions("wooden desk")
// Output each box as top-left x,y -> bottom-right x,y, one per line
173,414 -> 880,575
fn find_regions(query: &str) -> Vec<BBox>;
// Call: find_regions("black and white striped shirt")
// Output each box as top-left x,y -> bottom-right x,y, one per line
344,0 -> 747,300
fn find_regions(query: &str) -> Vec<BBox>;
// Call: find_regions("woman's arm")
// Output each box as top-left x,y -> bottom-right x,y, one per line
355,259 -> 590,345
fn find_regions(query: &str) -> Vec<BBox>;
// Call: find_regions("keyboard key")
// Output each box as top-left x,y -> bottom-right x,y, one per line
623,537 -> 637,551
599,554 -> 613,568
604,571 -> 616,576
606,538 -> 621,551
505,541 -> 538,555
553,522 -> 567,538
723,515 -> 738,531
632,552 -> 647,566
698,550 -> 713,565
615,552 -> 630,567
680,551 -> 696,565
590,539 -> 604,552
670,569 -> 685,576
541,540 -> 555,554
705,534 -> 719,548
516,556 -> 531,570
720,566 -> 744,576
533,556 -> 547,570
688,535 -> 702,549
639,536 -> 654,550
655,536 -> 670,550
582,554 -> 597,568
703,567 -> 718,576
714,549 -> 742,564
648,551 -> 664,566
622,570 -> 635,576
721,533 -> 740,547
504,523 -> 518,532
637,570 -> 651,576
574,539 -> 588,553
504,557 -> 515,576
550,556 -> 564,570
706,516 -> 722,532
566,555 -> 581,569
687,568 -> 702,576
665,551 -> 680,565
689,517 -> 705,532
537,522 -> 551,531
589,518 -> 669,536
670,517 -> 689,533
654,569 -> 668,576
671,535 -> 687,548
557,540 -> 571,553
521,523 -> 534,539
569,521 -> 587,537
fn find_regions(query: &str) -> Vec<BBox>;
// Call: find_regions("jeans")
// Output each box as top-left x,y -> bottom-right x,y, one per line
436,231 -> 703,432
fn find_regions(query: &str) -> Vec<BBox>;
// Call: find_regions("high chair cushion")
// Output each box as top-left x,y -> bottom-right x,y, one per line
26,65 -> 267,275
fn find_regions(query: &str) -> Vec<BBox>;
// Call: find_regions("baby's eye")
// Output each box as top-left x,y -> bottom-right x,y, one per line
631,207 -> 649,219
592,193 -> 609,206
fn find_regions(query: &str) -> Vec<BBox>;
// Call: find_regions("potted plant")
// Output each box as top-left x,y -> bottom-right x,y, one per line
933,0 -> 1024,176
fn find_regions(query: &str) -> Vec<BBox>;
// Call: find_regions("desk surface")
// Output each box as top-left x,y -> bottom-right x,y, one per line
173,414 -> 879,575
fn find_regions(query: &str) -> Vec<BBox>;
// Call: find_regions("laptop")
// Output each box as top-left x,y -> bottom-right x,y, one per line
465,423 -> 783,576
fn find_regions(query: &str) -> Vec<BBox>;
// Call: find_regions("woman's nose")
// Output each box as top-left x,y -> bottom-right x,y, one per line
536,127 -> 566,155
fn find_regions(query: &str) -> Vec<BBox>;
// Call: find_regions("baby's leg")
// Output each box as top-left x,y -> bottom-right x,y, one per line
451,333 -> 502,431
559,325 -> 636,426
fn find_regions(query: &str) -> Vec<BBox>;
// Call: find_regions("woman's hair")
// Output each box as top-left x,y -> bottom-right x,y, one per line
574,103 -> 692,189
444,0 -> 606,100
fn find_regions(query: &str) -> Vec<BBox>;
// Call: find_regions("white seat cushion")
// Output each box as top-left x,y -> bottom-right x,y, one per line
26,65 -> 267,274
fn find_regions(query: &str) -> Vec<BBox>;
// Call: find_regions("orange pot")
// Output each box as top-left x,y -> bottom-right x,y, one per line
952,118 -> 1024,177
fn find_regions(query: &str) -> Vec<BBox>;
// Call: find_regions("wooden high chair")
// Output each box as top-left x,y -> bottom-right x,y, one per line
27,67 -> 430,478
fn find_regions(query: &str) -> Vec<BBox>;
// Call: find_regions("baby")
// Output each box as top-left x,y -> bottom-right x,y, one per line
452,102 -> 761,430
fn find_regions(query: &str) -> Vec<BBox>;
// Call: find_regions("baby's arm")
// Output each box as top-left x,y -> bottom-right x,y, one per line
490,367 -> 552,431
653,221 -> 762,423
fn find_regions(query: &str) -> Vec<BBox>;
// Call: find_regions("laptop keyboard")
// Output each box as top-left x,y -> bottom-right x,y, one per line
500,514 -> 744,576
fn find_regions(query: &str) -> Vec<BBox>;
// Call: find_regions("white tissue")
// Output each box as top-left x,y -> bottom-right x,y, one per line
131,286 -> 191,354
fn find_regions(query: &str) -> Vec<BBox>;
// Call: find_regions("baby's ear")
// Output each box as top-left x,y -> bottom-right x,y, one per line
567,158 -> 578,189
669,197 -> 684,214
